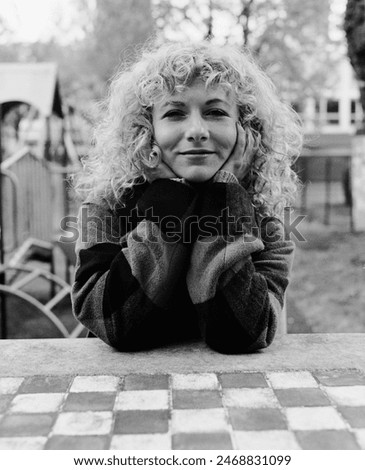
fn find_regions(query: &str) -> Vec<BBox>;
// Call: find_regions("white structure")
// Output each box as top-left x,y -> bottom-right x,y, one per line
295,56 -> 365,231
300,58 -> 363,135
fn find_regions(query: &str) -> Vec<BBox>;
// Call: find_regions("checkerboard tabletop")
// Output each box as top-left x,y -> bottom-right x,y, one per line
0,369 -> 365,450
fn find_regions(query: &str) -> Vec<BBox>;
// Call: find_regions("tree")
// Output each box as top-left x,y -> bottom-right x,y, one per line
0,14 -> 12,42
153,0 -> 340,102
0,1 -> 155,107
344,0 -> 365,129
0,13 -> 18,61
75,0 -> 155,90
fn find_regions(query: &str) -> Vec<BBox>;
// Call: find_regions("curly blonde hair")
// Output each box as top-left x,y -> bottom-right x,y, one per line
74,40 -> 303,218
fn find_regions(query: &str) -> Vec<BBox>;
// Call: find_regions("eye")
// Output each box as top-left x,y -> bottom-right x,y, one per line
206,108 -> 228,117
162,110 -> 185,119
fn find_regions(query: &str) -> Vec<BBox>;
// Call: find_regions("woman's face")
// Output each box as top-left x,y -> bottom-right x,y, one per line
152,80 -> 239,183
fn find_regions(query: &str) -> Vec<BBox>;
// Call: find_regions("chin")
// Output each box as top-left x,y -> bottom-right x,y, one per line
181,168 -> 217,183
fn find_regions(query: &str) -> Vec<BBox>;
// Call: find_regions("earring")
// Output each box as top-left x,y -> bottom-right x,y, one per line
147,143 -> 161,167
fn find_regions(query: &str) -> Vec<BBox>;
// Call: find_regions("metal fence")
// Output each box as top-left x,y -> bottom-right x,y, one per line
1,147 -> 56,253
0,146 -> 84,339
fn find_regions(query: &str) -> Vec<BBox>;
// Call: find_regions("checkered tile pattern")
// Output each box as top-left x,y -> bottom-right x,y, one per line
0,370 -> 365,450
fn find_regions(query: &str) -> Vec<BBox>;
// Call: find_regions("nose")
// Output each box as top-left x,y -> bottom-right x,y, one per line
185,113 -> 209,142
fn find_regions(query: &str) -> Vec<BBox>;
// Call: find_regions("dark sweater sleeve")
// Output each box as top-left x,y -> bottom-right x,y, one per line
71,179 -> 198,351
186,171 -> 294,354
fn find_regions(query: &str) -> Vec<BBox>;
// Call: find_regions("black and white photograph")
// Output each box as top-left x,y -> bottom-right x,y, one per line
0,0 -> 364,463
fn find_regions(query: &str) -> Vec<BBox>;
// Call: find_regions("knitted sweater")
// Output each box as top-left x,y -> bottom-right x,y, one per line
71,170 -> 294,353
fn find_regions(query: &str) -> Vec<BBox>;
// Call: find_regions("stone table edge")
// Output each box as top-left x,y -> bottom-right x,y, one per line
0,334 -> 364,376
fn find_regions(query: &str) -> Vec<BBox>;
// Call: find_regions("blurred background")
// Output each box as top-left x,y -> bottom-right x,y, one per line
0,0 -> 364,339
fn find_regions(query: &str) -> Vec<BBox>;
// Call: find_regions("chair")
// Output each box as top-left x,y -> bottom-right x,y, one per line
0,238 -> 85,339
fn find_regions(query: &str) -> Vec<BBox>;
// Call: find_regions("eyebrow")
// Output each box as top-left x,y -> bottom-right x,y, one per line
162,100 -> 185,108
205,98 -> 229,106
161,98 -> 229,108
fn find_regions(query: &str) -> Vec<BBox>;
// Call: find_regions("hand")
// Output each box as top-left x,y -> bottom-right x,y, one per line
143,160 -> 178,183
217,122 -> 258,181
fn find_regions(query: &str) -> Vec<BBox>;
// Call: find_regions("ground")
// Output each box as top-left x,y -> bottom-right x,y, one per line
287,218 -> 365,333
286,181 -> 365,334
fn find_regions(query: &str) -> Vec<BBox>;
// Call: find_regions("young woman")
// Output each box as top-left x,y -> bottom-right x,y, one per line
72,41 -> 303,353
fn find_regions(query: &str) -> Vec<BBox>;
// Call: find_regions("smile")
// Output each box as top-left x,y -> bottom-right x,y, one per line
181,153 -> 215,161
180,149 -> 215,155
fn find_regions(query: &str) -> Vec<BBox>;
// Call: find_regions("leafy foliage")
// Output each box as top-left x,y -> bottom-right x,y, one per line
0,0 -> 343,116
76,0 -> 154,85
0,0 -> 154,107
344,0 -> 365,124
153,0 -> 340,101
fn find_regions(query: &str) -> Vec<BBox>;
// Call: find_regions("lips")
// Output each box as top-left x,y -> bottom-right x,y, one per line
180,149 -> 215,155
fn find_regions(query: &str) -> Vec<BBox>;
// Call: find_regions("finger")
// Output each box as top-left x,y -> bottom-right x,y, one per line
229,122 -> 247,162
244,127 -> 261,166
244,129 -> 255,159
237,121 -> 247,148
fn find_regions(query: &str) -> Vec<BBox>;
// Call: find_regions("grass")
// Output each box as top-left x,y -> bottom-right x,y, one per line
287,194 -> 365,334
2,182 -> 364,338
